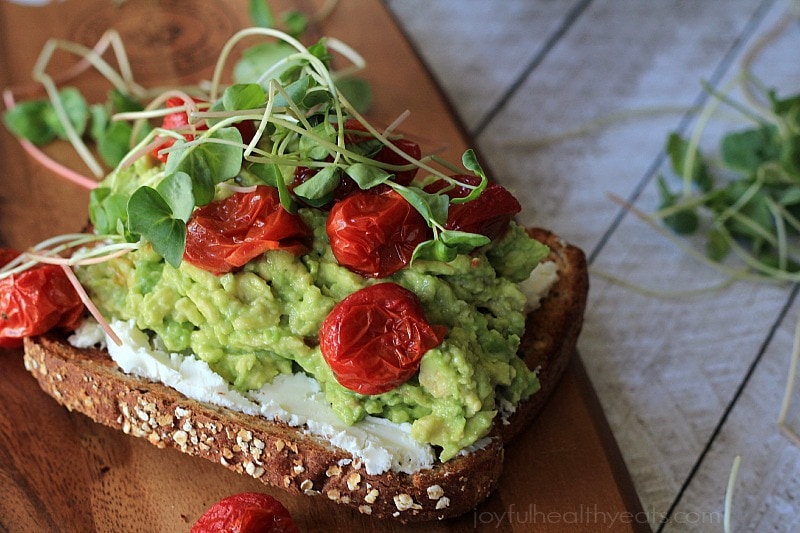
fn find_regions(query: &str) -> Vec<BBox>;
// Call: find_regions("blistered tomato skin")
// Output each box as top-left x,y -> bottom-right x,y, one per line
184,186 -> 311,275
446,183 -> 521,241
319,283 -> 445,395
190,492 -> 300,533
0,249 -> 84,349
426,176 -> 521,242
326,189 -> 431,278
151,97 -> 209,163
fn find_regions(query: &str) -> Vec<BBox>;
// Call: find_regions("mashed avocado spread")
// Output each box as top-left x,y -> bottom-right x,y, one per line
78,168 -> 549,461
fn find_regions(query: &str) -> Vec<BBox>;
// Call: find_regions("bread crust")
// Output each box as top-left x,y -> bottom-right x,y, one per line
22,227 -> 587,522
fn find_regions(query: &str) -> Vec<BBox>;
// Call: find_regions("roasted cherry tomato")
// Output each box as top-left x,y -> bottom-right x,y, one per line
151,97 -> 209,163
326,188 -> 430,278
0,248 -> 20,268
0,250 -> 84,349
320,283 -> 445,395
191,492 -> 300,533
426,175 -> 521,241
342,119 -> 422,186
184,186 -> 311,275
445,182 -> 521,241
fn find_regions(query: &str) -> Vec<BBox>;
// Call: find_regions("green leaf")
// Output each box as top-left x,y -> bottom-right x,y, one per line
778,186 -> 800,206
96,120 -> 134,167
462,149 -> 485,178
248,162 -> 296,212
2,100 -> 56,145
292,165 -> 339,205
233,42 -> 295,85
666,133 -> 713,192
248,0 -> 275,28
165,127 -> 244,205
440,230 -> 491,252
272,75 -> 312,108
298,121 -> 335,161
127,186 -> 187,268
719,184 -> 772,242
336,77 -> 373,114
457,149 -> 488,203
780,134 -> 800,179
412,231 -> 490,263
89,187 -> 129,235
720,126 -> 780,174
345,163 -> 391,189
657,176 -> 699,235
283,10 -> 308,38
706,227 -> 730,262
302,85 -> 334,109
156,172 -> 195,222
222,83 -> 266,112
108,89 -> 144,114
307,39 -> 331,65
768,89 -> 800,117
89,103 -> 110,142
44,87 -> 89,139
393,185 -> 449,227
412,239 -> 458,263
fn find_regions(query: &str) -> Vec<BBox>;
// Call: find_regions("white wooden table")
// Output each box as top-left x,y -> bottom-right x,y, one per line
386,1 -> 800,531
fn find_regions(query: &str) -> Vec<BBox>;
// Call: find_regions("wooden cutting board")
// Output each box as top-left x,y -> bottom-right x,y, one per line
0,1 -> 648,531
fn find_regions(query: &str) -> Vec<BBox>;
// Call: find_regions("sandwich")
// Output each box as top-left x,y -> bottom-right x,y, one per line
2,28 -> 588,523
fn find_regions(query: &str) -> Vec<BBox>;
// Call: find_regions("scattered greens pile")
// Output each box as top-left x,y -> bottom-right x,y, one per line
657,85 -> 800,282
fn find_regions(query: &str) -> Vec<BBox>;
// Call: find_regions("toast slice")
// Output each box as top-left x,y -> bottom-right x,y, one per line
22,227 -> 588,522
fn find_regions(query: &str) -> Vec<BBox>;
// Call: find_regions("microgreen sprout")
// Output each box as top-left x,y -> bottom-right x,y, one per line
2,12 -> 492,288
723,455 -> 742,533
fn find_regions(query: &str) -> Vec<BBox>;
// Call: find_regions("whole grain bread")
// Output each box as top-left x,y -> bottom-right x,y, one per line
22,227 -> 587,523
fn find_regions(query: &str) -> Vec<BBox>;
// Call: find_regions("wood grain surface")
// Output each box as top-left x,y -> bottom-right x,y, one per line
381,2 -> 800,531
0,1 -> 646,531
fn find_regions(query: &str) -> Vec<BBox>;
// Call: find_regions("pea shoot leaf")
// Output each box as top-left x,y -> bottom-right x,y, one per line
273,75 -> 312,108
89,187 -> 129,236
706,227 -> 730,262
780,134 -> 800,178
292,165 -> 339,206
412,238 -> 458,263
233,42 -> 295,86
247,162 -> 297,212
2,100 -> 55,145
412,231 -> 491,264
656,175 -> 699,235
720,125 -> 781,175
2,87 -> 88,145
127,186 -> 187,268
666,132 -> 713,192
392,185 -> 449,227
42,87 -> 89,140
165,127 -> 244,205
345,162 -> 391,189
283,10 -> 308,38
223,83 -> 267,111
455,149 -> 488,203
336,77 -> 373,114
156,171 -> 195,222
96,120 -> 136,167
248,0 -> 275,28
